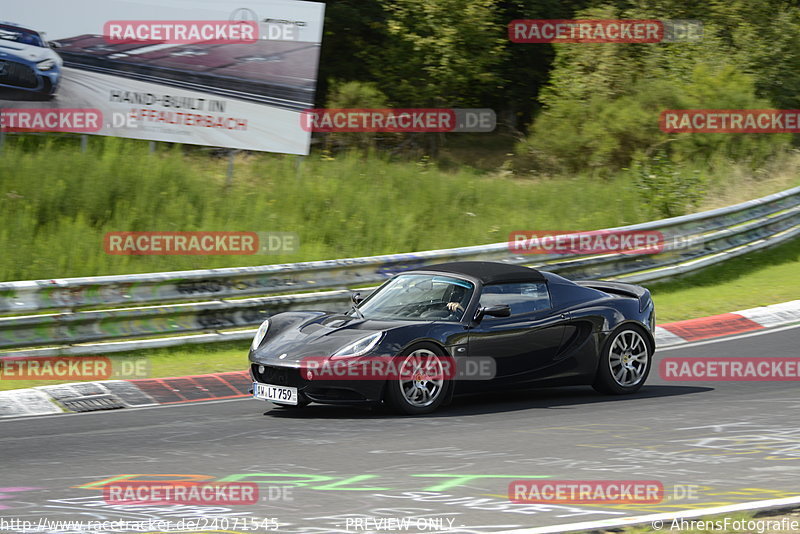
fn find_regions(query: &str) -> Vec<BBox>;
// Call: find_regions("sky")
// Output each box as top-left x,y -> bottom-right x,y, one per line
5,0 -> 324,42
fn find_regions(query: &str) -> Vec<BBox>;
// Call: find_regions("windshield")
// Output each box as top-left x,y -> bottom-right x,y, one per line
356,274 -> 474,321
0,26 -> 45,47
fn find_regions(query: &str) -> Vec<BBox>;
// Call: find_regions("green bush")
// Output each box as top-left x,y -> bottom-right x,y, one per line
514,3 -> 793,175
319,80 -> 391,152
631,151 -> 706,218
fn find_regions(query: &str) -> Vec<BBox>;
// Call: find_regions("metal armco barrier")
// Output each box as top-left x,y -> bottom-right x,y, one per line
0,185 -> 798,355
0,290 -> 352,350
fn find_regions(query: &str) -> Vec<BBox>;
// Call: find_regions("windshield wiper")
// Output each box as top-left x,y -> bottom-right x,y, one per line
350,303 -> 365,320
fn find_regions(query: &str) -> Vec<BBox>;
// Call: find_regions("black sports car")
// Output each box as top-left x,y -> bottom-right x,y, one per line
249,261 -> 656,414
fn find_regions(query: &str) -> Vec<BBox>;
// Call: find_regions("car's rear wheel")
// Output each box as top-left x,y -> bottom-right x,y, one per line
592,325 -> 652,395
385,343 -> 451,415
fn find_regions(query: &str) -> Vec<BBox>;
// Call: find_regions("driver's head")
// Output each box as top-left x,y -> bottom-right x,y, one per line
450,284 -> 468,303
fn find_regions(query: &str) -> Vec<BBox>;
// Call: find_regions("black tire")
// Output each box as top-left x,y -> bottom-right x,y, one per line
592,324 -> 653,395
385,342 -> 452,415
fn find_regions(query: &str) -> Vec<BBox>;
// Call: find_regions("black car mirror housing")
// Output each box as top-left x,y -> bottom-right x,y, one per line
352,292 -> 363,305
474,304 -> 511,322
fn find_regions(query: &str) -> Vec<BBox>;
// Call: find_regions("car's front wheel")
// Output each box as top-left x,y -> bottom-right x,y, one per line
592,325 -> 652,394
385,343 -> 451,415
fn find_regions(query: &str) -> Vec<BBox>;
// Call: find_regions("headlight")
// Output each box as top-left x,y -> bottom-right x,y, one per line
331,332 -> 383,360
37,59 -> 56,71
251,319 -> 270,351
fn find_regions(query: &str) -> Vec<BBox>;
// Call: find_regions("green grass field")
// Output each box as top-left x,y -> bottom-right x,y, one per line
1,136 -> 797,282
0,137 -> 649,282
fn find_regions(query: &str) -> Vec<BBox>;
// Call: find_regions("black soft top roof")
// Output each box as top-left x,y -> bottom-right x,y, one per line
418,261 -> 546,284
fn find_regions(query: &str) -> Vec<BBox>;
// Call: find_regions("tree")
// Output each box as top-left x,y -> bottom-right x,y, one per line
368,0 -> 508,108
514,2 -> 792,174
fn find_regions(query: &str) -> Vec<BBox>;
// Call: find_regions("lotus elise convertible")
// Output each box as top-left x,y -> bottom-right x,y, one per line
249,261 -> 656,414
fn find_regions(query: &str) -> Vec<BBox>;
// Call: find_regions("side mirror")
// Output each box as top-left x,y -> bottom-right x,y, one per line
49,41 -> 62,49
352,292 -> 363,305
474,304 -> 511,322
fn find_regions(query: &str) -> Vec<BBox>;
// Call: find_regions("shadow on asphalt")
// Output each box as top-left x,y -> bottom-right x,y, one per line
1,89 -> 56,102
263,384 -> 712,419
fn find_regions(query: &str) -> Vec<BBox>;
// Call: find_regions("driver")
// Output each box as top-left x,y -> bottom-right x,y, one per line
444,284 -> 470,316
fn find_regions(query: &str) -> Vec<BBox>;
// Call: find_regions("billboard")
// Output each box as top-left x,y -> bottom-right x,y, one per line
0,0 -> 325,154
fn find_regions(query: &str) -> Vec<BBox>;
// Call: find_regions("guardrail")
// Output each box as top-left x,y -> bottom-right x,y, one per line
1,185 -> 798,356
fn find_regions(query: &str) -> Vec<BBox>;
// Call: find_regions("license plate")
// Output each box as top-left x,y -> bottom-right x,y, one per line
253,382 -> 298,405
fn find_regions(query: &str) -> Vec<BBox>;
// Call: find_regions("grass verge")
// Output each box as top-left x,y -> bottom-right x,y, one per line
650,235 -> 800,323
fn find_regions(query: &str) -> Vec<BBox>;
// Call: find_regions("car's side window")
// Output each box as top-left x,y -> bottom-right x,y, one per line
480,282 -> 552,316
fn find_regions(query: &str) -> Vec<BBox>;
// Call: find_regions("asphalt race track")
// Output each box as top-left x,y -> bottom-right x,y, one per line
1,325 -> 799,534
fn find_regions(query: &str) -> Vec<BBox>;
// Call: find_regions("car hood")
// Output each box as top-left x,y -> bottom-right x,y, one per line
250,312 -> 419,365
0,42 -> 56,63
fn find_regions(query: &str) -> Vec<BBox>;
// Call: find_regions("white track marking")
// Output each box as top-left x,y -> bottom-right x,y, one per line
496,495 -> 800,533
657,322 -> 800,352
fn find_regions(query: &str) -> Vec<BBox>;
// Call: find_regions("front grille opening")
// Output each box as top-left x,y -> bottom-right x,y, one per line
251,364 -> 304,387
0,61 -> 39,89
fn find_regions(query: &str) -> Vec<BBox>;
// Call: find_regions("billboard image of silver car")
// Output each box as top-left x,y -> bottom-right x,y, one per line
1,1 -> 325,154
0,21 -> 63,98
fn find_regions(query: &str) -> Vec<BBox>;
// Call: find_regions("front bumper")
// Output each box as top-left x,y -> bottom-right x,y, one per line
0,59 -> 60,94
250,363 -> 385,405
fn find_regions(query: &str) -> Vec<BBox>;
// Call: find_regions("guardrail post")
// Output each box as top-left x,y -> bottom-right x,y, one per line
0,109 -> 5,153
226,149 -> 238,189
